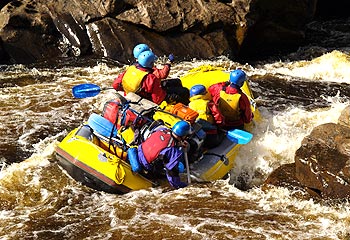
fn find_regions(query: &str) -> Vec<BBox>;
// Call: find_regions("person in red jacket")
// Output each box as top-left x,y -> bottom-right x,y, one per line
132,43 -> 173,80
112,50 -> 167,105
208,69 -> 253,130
113,49 -> 189,105
131,43 -> 189,104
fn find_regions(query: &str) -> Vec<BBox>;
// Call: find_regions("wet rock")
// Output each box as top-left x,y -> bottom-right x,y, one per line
265,121 -> 350,200
264,105 -> 350,200
0,0 -> 62,64
0,38 -> 10,63
263,163 -> 302,190
240,0 -> 316,59
338,105 -> 350,128
0,0 -> 317,64
262,163 -> 313,199
295,123 -> 350,199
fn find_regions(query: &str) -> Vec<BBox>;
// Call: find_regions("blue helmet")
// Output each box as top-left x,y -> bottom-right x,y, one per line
172,121 -> 191,137
133,43 -> 150,58
229,69 -> 247,87
138,51 -> 156,68
190,84 -> 207,97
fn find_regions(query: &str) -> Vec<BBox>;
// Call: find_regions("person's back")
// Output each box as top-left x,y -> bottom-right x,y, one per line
189,84 -> 224,148
132,43 -> 190,104
113,43 -> 189,105
208,69 -> 252,129
132,43 -> 172,80
112,51 -> 167,105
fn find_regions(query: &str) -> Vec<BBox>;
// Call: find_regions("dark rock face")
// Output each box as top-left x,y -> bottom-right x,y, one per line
264,105 -> 350,200
0,0 -> 62,64
0,0 -> 318,65
240,0 -> 317,60
315,0 -> 350,19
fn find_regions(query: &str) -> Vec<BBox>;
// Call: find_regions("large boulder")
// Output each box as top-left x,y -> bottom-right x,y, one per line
295,123 -> 350,199
264,105 -> 350,200
0,0 -> 62,64
338,105 -> 350,128
0,0 -> 318,64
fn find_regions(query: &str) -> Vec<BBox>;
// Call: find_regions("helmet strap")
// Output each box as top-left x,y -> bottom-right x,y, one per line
230,83 -> 240,89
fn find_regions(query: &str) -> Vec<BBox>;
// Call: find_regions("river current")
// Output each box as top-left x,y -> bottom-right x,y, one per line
0,18 -> 350,239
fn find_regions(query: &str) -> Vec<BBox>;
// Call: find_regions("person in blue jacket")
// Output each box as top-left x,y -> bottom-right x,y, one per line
137,120 -> 191,189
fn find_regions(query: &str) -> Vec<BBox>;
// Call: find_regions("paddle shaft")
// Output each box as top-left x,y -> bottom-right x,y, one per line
184,150 -> 191,184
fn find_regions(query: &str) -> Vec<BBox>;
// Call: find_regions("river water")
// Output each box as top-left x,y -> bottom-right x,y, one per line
0,18 -> 350,239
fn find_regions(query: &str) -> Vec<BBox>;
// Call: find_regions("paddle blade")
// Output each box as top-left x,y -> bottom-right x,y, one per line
227,129 -> 253,144
72,83 -> 101,98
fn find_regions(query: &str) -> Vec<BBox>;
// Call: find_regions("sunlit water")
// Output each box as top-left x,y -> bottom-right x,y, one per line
1,18 -> 350,239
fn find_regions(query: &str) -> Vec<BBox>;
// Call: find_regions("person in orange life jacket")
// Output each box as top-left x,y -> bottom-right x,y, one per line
137,120 -> 191,189
188,84 -> 225,148
112,50 -> 167,105
132,43 -> 189,105
208,69 -> 253,130
132,43 -> 173,80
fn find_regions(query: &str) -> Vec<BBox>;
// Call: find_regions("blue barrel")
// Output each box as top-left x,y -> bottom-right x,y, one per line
127,147 -> 142,172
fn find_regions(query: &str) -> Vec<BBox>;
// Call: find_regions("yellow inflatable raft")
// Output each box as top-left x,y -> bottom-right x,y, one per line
55,65 -> 260,193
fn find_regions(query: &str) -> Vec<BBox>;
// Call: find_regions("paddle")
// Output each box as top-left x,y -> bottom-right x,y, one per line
225,129 -> 253,144
72,83 -> 114,98
184,150 -> 191,184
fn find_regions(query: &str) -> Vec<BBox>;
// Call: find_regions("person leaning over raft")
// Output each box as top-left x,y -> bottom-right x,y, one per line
208,69 -> 253,130
188,84 -> 225,148
188,84 -> 215,125
137,120 -> 192,189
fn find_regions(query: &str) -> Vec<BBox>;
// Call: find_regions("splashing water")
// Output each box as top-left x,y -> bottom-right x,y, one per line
0,46 -> 350,238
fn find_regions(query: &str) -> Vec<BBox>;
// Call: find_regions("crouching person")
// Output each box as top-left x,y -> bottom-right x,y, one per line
188,84 -> 225,148
128,121 -> 192,189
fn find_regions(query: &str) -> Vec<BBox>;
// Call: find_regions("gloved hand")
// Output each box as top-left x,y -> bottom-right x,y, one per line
168,54 -> 174,63
165,93 -> 178,104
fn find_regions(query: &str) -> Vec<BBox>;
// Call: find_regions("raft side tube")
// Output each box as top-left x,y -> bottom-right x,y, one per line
190,137 -> 241,181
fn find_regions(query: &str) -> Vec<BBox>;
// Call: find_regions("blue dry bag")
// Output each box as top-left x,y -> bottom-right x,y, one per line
127,147 -> 142,172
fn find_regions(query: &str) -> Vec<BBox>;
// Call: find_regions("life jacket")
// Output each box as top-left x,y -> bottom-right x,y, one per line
189,95 -> 214,123
141,129 -> 175,164
122,65 -> 148,93
218,87 -> 241,122
102,99 -> 144,129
